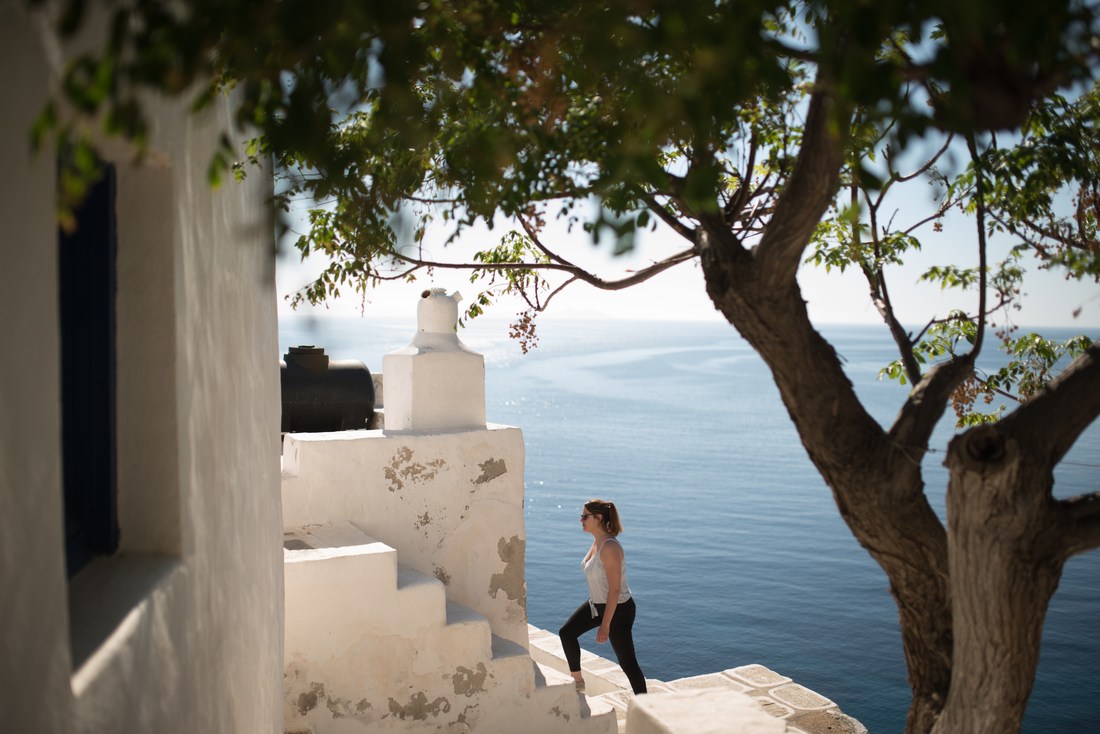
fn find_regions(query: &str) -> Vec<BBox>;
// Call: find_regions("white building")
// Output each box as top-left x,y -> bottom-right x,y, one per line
281,289 -> 617,733
1,3 -> 283,732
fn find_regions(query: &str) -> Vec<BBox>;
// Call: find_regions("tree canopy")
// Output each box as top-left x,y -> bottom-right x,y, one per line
34,1 -> 1100,733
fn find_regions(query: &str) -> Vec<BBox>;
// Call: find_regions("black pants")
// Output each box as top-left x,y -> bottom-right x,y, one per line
559,597 -> 647,694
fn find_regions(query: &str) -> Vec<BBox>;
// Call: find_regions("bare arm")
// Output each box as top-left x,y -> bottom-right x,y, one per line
597,540 -> 625,644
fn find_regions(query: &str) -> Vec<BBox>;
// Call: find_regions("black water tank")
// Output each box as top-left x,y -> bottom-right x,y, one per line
280,346 -> 375,433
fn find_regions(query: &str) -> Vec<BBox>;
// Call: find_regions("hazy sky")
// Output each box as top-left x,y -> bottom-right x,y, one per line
276,206 -> 1100,332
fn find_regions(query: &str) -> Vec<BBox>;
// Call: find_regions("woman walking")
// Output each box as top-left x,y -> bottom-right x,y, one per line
558,499 -> 647,695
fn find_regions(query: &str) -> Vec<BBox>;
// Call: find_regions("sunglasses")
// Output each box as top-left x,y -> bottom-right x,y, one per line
580,513 -> 597,520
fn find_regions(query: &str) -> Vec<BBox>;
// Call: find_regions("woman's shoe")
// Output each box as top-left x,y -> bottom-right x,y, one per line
574,678 -> 586,694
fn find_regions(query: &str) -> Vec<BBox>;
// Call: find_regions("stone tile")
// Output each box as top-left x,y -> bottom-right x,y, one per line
751,695 -> 793,719
769,683 -> 834,711
668,672 -> 751,692
726,664 -> 793,689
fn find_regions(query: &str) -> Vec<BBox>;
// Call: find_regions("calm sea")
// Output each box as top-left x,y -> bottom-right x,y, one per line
280,315 -> 1100,733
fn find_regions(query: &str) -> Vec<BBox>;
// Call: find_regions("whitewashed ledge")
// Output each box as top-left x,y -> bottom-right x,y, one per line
528,625 -> 867,734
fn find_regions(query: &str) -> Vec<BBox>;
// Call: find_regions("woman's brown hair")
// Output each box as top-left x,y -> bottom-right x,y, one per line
585,499 -> 623,536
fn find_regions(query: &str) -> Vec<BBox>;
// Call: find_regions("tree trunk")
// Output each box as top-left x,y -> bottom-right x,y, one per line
702,256 -> 1099,733
699,252 -> 954,733
932,425 -> 1066,734
694,77 -> 968,733
689,70 -> 1100,733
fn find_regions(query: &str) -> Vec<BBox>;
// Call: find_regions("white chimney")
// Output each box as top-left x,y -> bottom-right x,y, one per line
382,288 -> 486,432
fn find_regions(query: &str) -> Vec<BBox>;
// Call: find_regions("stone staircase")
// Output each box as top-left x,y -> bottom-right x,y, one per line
283,522 -> 617,734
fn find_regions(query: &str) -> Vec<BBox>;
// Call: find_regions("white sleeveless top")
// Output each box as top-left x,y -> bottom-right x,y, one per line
583,537 -> 632,616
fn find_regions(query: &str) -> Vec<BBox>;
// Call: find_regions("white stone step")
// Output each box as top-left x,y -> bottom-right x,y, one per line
284,522 -> 397,588
531,661 -> 619,734
284,523 -> 618,733
429,598 -> 494,666
527,624 -> 631,697
490,633 -> 538,696
445,596 -> 487,624
391,563 -> 448,631
284,522 -> 404,661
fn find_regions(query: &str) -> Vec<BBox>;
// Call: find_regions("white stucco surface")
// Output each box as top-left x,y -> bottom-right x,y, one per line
383,350 -> 488,431
0,6 -> 71,730
382,289 -> 487,432
282,521 -> 617,733
282,425 -> 528,646
0,4 -> 283,732
281,304 -> 625,732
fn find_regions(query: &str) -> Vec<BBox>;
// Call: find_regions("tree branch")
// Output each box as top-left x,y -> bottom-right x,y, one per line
747,170 -> 777,204
875,287 -> 923,387
723,132 -> 758,225
1059,490 -> 1100,558
889,134 -> 954,184
883,139 -> 995,447
850,166 -> 926,387
987,209 -> 1093,255
754,81 -> 849,289
517,215 -> 581,269
888,352 -> 976,458
535,275 -> 580,311
1000,342 -> 1100,465
389,242 -> 696,291
966,134 -> 989,361
901,200 -> 958,237
642,194 -> 696,242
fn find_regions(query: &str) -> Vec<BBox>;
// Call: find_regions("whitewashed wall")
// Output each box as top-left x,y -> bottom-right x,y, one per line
282,425 -> 528,647
0,3 -> 283,732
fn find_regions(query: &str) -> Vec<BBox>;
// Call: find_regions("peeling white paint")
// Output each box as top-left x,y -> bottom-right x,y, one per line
282,426 -> 528,647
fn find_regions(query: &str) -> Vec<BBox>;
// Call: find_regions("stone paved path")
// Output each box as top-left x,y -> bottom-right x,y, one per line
528,625 -> 867,734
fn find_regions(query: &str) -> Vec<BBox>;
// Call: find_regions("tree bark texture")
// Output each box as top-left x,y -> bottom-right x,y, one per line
933,347 -> 1100,732
932,427 -> 1066,734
